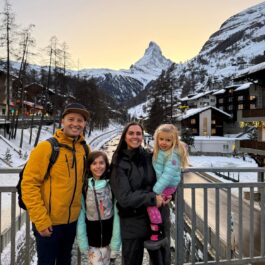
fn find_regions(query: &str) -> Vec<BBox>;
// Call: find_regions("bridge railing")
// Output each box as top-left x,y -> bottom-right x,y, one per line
176,167 -> 265,265
1,167 -> 265,265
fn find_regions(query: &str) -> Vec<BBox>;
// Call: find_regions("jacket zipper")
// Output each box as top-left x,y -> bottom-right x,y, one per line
65,154 -> 71,178
92,179 -> 103,247
68,142 -> 77,223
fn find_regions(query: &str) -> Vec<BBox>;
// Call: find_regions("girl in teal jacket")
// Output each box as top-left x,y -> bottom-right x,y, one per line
146,124 -> 189,245
77,151 -> 120,265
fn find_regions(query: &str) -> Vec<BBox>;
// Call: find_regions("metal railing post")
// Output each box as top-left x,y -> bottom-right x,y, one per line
176,172 -> 184,265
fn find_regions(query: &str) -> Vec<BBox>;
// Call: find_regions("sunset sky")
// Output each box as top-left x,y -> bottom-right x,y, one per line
2,0 -> 264,70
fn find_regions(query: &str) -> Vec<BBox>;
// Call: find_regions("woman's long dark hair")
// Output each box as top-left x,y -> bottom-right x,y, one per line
111,122 -> 144,165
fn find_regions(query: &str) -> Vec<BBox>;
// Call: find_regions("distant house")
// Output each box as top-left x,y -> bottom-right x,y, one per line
180,90 -> 216,109
176,106 -> 231,136
233,62 -> 265,169
213,82 -> 255,134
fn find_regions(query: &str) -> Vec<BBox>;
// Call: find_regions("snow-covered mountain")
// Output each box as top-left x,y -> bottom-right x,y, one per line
171,1 -> 265,96
76,41 -> 173,102
77,2 -> 265,101
5,2 -> 264,104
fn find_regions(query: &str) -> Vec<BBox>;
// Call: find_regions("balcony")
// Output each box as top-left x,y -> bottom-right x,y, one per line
238,140 -> 265,156
240,108 -> 265,122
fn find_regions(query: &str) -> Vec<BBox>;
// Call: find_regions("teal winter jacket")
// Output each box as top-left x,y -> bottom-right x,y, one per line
76,178 -> 121,253
152,149 -> 181,194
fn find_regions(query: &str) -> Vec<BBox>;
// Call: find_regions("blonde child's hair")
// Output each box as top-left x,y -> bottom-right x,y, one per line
153,124 -> 189,168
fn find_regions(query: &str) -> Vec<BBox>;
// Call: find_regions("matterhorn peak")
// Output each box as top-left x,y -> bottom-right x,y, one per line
132,41 -> 172,76
144,41 -> 162,57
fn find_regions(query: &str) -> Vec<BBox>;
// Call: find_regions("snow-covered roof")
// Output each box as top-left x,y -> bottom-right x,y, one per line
23,100 -> 43,109
177,106 -> 231,121
234,82 -> 252,91
181,90 -> 214,101
213,89 -> 225,95
235,62 -> 265,79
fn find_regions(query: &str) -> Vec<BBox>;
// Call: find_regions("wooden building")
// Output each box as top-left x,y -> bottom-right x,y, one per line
176,106 -> 231,136
234,61 -> 265,169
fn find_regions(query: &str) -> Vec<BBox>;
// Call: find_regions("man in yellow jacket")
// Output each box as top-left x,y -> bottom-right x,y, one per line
21,103 -> 90,265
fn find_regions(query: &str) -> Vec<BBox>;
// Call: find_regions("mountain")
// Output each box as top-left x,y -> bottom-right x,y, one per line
76,41 -> 172,102
171,2 -> 265,96
78,2 -> 265,102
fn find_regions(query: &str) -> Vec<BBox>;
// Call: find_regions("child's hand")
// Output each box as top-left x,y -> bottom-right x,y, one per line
163,195 -> 172,205
156,195 -> 164,207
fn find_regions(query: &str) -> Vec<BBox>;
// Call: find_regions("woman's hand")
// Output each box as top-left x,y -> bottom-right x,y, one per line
155,195 -> 164,208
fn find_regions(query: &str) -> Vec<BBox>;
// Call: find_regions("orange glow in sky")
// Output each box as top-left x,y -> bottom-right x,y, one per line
4,0 -> 265,70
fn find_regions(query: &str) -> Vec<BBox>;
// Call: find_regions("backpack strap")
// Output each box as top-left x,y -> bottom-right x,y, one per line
44,137 -> 60,180
81,141 -> 89,160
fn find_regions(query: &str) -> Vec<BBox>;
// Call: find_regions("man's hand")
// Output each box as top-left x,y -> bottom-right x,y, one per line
39,226 -> 53,237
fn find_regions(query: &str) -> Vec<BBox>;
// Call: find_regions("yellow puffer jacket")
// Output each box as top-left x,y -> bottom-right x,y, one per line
22,129 -> 90,232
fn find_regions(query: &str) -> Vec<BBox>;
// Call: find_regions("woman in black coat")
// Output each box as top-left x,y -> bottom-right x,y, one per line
110,122 -> 171,265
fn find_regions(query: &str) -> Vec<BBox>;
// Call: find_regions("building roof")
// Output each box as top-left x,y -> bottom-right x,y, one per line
180,90 -> 214,101
234,62 -> 265,81
177,106 -> 231,121
234,82 -> 253,91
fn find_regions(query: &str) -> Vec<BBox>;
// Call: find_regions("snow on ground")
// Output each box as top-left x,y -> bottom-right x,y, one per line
190,155 -> 258,183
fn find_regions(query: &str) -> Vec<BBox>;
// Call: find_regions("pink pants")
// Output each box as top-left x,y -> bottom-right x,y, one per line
147,187 -> 176,224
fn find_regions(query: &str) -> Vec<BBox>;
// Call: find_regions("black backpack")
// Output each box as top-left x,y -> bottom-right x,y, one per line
16,137 -> 89,210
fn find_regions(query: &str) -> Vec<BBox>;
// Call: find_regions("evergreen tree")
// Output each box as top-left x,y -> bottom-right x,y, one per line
145,63 -> 179,133
145,97 -> 164,134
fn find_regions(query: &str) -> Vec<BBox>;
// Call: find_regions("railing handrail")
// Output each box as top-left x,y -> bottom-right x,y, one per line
1,167 -> 265,264
1,167 -> 264,174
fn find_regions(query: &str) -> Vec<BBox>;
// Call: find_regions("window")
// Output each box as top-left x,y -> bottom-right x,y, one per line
211,128 -> 216,135
192,128 -> 197,134
210,99 -> 215,102
223,144 -> 229,150
238,95 -> 244,101
218,98 -> 223,104
191,119 -> 196,125
228,97 -> 233,102
250,95 -> 256,101
228,105 -> 233,110
212,120 -> 216,124
250,104 -> 256,109
238,104 -> 243,110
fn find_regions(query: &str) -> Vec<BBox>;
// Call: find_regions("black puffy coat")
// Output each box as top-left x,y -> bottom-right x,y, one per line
110,147 -> 157,239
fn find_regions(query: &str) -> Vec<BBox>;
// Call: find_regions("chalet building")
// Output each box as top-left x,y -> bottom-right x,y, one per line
180,91 -> 216,109
234,61 -> 265,169
213,82 -> 255,134
176,106 -> 231,136
1,78 -> 58,116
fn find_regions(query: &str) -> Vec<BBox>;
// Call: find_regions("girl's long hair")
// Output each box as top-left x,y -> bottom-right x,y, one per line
153,124 -> 189,168
111,122 -> 144,165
